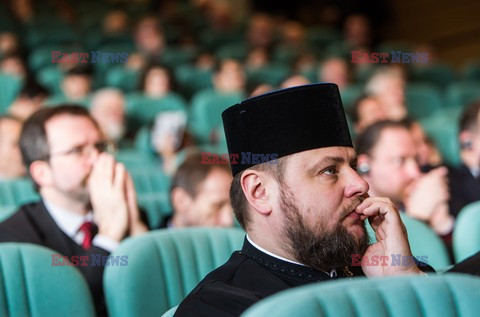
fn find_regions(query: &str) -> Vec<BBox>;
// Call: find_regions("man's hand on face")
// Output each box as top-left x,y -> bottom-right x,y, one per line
125,171 -> 148,236
355,197 -> 424,277
88,153 -> 129,242
404,167 -> 449,222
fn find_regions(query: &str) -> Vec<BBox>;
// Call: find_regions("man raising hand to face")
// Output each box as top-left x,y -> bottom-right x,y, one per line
0,105 -> 147,315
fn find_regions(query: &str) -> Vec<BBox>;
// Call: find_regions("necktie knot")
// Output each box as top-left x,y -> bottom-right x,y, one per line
79,221 -> 93,250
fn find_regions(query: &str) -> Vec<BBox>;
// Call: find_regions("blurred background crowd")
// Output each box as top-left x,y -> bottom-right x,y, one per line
1,0 -> 480,269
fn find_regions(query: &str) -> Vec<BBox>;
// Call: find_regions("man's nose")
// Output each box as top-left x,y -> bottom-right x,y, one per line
406,159 -> 421,179
345,167 -> 370,198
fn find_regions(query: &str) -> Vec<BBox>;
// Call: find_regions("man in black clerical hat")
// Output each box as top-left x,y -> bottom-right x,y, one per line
175,83 -> 430,316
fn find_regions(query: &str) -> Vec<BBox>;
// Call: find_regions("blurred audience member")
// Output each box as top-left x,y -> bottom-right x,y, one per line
448,102 -> 480,217
139,64 -> 176,98
365,66 -> 407,121
343,13 -> 372,51
165,152 -> 233,228
0,32 -> 20,56
356,121 -> 454,241
0,105 -> 148,315
90,89 -> 126,145
318,57 -> 351,91
403,118 -> 442,170
134,16 -> 165,62
0,53 -> 27,78
246,13 -> 276,50
8,80 -> 49,121
280,74 -> 310,89
351,95 -> 387,134
213,58 -> 246,94
0,116 -> 25,179
151,111 -> 191,175
60,66 -> 93,102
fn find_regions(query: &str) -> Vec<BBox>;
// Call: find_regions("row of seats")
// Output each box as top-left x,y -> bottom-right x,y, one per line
1,227 -> 479,316
1,175 -> 480,263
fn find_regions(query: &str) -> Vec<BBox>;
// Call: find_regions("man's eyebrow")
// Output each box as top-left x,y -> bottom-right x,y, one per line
307,156 -> 358,174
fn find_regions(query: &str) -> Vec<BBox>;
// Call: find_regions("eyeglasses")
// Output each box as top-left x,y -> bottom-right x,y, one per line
45,141 -> 116,160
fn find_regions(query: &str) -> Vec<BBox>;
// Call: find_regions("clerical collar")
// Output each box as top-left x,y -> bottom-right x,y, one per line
246,235 -> 305,266
241,236 -> 337,285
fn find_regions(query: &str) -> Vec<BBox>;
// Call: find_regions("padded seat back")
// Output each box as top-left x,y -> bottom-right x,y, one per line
0,243 -> 95,317
104,227 -> 245,316
242,274 -> 480,317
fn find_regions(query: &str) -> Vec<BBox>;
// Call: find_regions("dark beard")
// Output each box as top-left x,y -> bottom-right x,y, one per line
280,185 -> 370,272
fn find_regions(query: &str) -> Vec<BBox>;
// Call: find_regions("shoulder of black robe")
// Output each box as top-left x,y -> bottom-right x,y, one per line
0,200 -> 110,316
447,164 -> 480,217
175,238 -> 364,317
447,251 -> 480,276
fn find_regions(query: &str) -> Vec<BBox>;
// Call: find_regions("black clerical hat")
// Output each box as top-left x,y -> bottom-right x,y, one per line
222,83 -> 352,176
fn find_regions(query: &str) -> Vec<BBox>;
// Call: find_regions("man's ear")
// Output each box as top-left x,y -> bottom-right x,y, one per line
171,187 -> 193,216
29,161 -> 52,188
357,154 -> 371,176
241,170 -> 273,216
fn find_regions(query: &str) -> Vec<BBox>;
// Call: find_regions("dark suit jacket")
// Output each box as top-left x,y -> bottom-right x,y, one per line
448,164 -> 480,217
0,201 -> 109,316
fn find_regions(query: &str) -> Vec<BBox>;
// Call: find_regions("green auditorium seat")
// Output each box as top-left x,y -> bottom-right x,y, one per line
0,243 -> 95,316
366,213 -> 451,270
462,60 -> 480,82
136,193 -> 172,229
105,66 -> 141,92
115,148 -> 159,170
189,89 -> 245,144
37,65 -> 64,95
445,82 -> 480,108
241,274 -> 480,317
453,201 -> 480,262
410,63 -> 455,89
406,83 -> 444,119
161,47 -> 198,68
103,227 -> 245,316
0,73 -> 23,114
174,65 -> 214,99
0,178 -> 39,208
0,205 -> 17,222
126,93 -> 188,133
129,167 -> 171,195
420,111 -> 461,166
216,43 -> 248,61
339,84 -> 363,111
246,64 -> 291,87
306,27 -> 342,51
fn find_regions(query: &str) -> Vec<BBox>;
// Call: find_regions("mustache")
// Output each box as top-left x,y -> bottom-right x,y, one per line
340,197 -> 365,220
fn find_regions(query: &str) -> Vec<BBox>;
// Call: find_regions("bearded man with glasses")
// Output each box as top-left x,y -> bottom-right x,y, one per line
0,105 -> 148,316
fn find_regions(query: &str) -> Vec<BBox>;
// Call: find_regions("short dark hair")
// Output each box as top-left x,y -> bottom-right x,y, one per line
355,120 -> 409,155
139,63 -> 177,92
170,151 -> 231,198
459,101 -> 480,134
19,105 -> 99,188
230,157 -> 288,230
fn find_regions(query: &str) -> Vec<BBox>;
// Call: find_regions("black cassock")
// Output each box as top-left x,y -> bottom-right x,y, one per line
175,238 -> 366,317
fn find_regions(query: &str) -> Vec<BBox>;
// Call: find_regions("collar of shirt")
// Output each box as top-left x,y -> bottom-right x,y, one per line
246,234 -> 337,278
470,166 -> 480,178
43,199 -> 93,243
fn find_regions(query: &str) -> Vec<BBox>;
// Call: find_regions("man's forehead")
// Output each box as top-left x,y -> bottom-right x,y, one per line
46,114 -> 99,143
288,147 -> 357,165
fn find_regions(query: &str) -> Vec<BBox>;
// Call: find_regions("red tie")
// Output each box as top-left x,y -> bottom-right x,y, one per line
79,221 -> 93,250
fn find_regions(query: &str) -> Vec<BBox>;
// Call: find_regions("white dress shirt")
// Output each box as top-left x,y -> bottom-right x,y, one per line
43,199 -> 119,252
